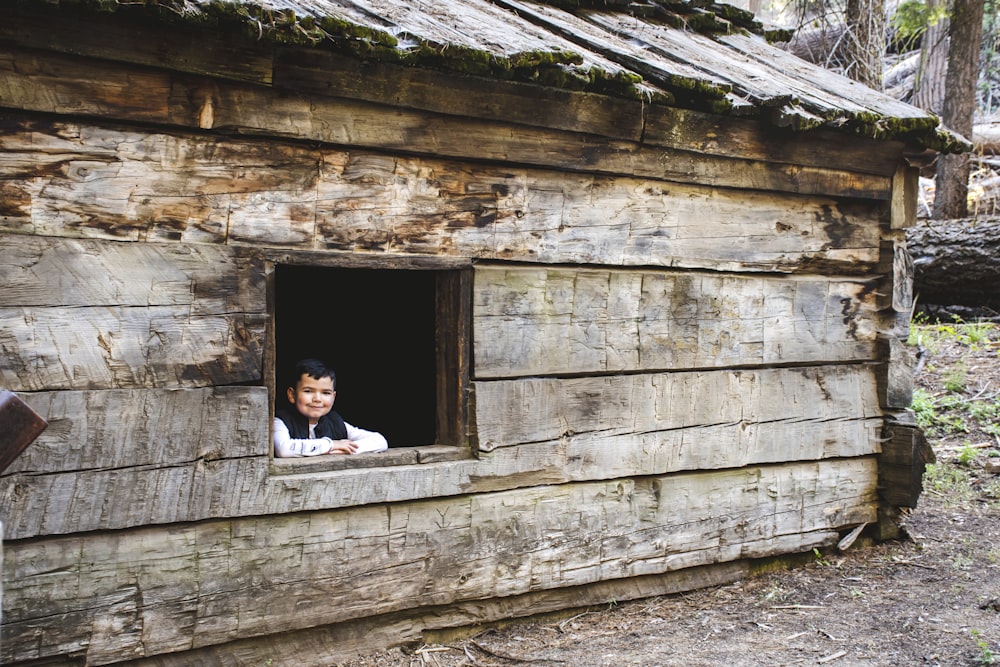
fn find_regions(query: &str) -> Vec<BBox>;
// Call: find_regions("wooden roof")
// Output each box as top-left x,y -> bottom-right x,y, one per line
17,0 -> 966,151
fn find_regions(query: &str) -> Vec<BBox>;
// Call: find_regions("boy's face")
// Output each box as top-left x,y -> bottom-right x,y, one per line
287,373 -> 336,425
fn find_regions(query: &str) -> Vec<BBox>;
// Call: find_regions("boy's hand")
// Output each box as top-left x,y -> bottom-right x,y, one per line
327,439 -> 358,455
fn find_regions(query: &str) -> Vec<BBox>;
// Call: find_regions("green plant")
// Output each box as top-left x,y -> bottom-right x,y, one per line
953,552 -> 975,570
971,629 -> 996,665
957,442 -> 980,466
892,0 -> 950,51
911,387 -> 938,428
963,320 -> 994,346
982,478 -> 1000,503
911,389 -> 972,437
944,360 -> 968,393
923,463 -> 977,504
761,583 -> 788,603
812,548 -> 830,566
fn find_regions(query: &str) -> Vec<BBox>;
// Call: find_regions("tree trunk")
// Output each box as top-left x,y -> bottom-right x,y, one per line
845,0 -> 886,89
906,217 -> 1000,309
933,0 -> 986,220
912,0 -> 949,114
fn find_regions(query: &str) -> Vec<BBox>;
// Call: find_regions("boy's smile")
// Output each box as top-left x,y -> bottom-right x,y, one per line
287,374 -> 336,425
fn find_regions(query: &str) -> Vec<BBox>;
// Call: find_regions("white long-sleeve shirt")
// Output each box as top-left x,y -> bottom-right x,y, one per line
272,417 -> 388,458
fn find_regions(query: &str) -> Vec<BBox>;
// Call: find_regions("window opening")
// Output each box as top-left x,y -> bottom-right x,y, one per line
274,264 -> 467,451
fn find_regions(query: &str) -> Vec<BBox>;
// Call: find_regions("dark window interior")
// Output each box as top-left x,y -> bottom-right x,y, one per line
274,265 -> 437,448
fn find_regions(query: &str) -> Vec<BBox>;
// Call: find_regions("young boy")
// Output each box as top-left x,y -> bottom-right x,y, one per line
273,358 -> 388,457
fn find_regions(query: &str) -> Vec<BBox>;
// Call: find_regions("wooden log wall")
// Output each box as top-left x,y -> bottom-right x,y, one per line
6,459 -> 877,665
0,13 -> 918,665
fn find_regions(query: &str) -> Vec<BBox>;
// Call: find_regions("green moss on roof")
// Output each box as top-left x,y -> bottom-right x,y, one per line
12,0 -> 960,151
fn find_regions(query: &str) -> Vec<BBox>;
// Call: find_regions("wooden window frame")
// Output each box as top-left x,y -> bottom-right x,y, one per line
264,251 -> 472,473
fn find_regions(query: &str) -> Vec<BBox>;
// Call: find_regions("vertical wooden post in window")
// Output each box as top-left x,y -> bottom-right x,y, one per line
435,268 -> 472,449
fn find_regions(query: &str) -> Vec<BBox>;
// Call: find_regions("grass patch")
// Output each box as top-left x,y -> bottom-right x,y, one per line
909,320 -> 1000,441
923,463 -> 978,504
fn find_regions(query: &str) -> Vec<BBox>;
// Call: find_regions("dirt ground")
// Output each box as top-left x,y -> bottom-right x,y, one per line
341,327 -> 1000,667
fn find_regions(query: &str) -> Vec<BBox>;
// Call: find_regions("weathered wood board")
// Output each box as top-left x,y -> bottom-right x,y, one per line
0,235 -> 264,310
108,561 -> 751,667
1,388 -> 269,537
0,118 -> 886,271
474,266 -> 880,377
2,363 -> 879,539
0,306 -> 265,391
3,458 -> 877,665
473,364 -> 882,454
0,47 -> 895,202
879,410 -> 935,508
0,235 -> 266,391
0,1 -> 930,665
0,29 -> 906,179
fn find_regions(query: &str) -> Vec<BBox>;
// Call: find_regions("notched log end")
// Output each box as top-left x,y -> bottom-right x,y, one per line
877,410 -> 934,510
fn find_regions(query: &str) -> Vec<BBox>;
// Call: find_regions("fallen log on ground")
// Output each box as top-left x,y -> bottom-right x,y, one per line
906,217 -> 1000,314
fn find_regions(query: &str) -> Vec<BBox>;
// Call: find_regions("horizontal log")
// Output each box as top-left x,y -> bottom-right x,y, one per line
119,560 -> 751,667
0,48 -> 894,201
273,46 -> 645,143
0,234 -> 264,310
643,104 -> 902,177
1,388 -> 269,537
906,216 -> 1000,308
3,363 -> 880,539
0,119 -> 885,272
0,7 -> 274,85
0,306 -> 265,391
473,266 -> 880,378
473,364 -> 882,453
3,459 -> 878,664
0,226 -> 266,392
276,47 -> 902,178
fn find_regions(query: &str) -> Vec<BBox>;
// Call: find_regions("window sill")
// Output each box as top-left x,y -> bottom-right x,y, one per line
269,445 -> 470,475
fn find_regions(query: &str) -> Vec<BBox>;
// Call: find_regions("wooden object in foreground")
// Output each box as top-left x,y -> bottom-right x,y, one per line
0,390 -> 47,473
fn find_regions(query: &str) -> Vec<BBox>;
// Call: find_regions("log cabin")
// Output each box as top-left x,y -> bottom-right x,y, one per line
0,0 -> 956,664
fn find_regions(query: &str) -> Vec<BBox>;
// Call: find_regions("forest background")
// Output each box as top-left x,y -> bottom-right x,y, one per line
727,0 -> 1000,321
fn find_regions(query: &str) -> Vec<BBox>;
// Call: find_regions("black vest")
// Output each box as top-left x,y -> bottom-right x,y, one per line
275,407 -> 348,440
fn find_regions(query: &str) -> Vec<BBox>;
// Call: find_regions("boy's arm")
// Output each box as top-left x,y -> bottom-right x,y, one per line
344,422 -> 388,453
273,418 -> 335,457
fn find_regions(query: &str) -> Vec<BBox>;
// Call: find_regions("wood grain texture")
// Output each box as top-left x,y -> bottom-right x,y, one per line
0,306 -> 264,391
0,118 -> 885,272
0,235 -> 266,391
879,410 -> 935,508
473,364 -> 883,455
0,8 -> 275,85
0,234 -> 264,310
474,265 -> 880,378
0,48 -> 894,202
1,388 -> 269,537
3,459 -> 877,665
891,164 -> 919,230
2,362 -> 879,539
0,43 -> 905,183
115,560 -> 749,667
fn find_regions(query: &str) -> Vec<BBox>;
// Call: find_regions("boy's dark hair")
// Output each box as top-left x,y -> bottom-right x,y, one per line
290,358 -> 336,390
